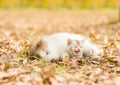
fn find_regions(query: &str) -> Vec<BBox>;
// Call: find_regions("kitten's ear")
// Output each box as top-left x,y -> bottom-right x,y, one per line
67,39 -> 72,46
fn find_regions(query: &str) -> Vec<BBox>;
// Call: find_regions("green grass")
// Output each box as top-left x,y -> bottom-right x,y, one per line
54,63 -> 69,74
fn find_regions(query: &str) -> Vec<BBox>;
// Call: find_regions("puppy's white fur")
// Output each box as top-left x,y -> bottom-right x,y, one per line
32,33 -> 103,61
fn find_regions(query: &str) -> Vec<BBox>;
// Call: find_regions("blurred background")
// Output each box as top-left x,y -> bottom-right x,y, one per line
0,0 -> 119,40
0,0 -> 119,9
0,1 -> 120,85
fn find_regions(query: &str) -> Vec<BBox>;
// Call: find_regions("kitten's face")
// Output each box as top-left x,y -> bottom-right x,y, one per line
67,39 -> 83,56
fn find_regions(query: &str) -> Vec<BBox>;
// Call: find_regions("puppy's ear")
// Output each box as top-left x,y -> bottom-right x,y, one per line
36,39 -> 45,48
28,39 -> 45,56
67,39 -> 72,46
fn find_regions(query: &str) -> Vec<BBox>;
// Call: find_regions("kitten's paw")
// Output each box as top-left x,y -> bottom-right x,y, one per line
69,60 -> 78,67
61,53 -> 69,61
90,48 -> 103,59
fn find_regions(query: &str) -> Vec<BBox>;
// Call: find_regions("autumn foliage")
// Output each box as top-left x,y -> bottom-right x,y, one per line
0,0 -> 119,9
0,10 -> 120,85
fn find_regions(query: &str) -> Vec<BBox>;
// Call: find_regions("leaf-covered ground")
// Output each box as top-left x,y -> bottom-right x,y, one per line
0,10 -> 120,85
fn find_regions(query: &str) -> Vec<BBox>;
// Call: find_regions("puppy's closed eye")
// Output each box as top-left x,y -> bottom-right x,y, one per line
46,50 -> 50,55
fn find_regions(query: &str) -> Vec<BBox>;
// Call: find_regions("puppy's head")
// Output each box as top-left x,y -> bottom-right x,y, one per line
29,38 -> 47,57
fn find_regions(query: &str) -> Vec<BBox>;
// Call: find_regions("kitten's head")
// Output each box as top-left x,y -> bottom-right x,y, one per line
67,39 -> 84,56
29,39 -> 50,57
